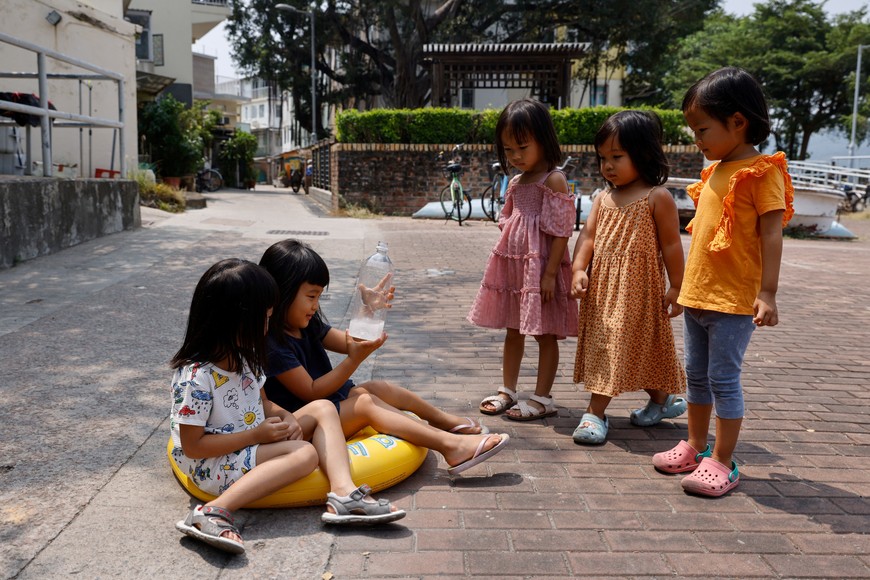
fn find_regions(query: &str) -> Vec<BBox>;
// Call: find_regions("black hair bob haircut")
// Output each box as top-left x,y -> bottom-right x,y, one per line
171,258 -> 278,376
682,66 -> 771,146
494,98 -> 562,174
259,239 -> 330,344
594,109 -> 670,187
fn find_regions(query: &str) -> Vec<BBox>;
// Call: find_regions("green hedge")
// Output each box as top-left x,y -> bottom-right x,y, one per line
336,106 -> 693,145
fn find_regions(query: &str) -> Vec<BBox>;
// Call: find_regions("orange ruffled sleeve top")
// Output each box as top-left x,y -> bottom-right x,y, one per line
678,152 -> 795,315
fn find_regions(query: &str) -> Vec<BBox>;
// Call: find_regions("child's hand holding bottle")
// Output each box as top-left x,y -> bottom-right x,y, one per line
345,330 -> 386,361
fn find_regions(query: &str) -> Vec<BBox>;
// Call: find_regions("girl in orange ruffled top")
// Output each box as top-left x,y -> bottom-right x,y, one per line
652,67 -> 794,497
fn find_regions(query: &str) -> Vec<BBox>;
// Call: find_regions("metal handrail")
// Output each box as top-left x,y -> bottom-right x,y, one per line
788,159 -> 870,190
0,31 -> 125,177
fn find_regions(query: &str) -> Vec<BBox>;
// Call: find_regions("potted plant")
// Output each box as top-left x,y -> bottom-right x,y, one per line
138,95 -> 201,185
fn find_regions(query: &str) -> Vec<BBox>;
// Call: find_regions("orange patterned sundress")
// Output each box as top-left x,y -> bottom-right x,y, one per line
573,190 -> 685,397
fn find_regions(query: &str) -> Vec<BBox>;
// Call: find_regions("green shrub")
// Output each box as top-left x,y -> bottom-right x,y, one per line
336,106 -> 692,145
472,108 -> 501,145
133,171 -> 186,213
138,95 -> 202,177
408,108 -> 474,144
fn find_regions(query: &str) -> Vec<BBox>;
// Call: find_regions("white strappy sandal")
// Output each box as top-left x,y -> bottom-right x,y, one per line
505,394 -> 558,421
479,386 -> 517,415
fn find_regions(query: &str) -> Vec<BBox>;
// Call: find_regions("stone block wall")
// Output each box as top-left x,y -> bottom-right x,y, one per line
0,176 -> 140,268
325,143 -> 704,216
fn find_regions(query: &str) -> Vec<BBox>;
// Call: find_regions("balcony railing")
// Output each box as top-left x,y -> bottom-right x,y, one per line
192,0 -> 229,6
0,31 -> 126,177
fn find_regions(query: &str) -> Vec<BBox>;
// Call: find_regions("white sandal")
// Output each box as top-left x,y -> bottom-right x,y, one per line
479,386 -> 517,415
506,394 -> 557,421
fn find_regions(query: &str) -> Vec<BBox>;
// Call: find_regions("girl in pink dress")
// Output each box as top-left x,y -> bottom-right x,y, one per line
468,98 -> 578,421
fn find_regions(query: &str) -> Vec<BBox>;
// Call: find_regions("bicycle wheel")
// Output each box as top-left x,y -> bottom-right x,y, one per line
204,169 -> 223,192
439,184 -> 472,223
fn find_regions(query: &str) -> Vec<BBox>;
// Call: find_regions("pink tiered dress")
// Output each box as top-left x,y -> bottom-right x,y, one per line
467,170 -> 578,339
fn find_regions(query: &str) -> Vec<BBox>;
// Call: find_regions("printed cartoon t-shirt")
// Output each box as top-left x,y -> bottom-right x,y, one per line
170,361 -> 266,451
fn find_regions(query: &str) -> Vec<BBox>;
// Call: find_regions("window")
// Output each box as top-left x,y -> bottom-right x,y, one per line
590,84 -> 607,107
259,104 -> 265,118
460,88 -> 474,109
127,10 -> 152,61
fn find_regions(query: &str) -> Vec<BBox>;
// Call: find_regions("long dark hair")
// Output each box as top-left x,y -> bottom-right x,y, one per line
594,110 -> 669,187
682,66 -> 771,146
171,259 -> 278,376
494,98 -> 562,173
259,239 -> 330,344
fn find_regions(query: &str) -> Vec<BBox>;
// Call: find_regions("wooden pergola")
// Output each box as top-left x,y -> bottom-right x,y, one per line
423,43 -> 589,109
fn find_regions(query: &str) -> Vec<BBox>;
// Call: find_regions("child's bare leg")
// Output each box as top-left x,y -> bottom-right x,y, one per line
502,328 -> 525,390
711,416 -> 742,467
643,388 -> 669,405
293,400 -> 357,495
201,439 -> 318,545
341,393 -> 506,468
586,392 -> 612,419
294,399 -> 401,515
533,334 -> 558,398
686,402 -> 714,454
505,334 -> 557,418
480,329 -> 524,414
357,380 -> 485,434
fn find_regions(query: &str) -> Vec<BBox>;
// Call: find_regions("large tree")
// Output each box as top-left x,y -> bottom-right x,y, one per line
226,0 -> 716,137
663,0 -> 870,160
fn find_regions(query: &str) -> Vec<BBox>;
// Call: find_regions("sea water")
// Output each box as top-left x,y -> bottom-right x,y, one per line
348,317 -> 385,341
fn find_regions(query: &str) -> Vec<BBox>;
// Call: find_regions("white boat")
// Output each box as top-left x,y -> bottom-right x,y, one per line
663,172 -> 855,239
574,181 -> 696,228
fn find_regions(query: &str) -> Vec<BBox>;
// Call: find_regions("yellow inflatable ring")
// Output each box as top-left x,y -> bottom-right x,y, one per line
168,427 -> 428,509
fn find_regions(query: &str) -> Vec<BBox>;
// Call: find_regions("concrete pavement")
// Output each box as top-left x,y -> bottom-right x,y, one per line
1,186 -> 869,579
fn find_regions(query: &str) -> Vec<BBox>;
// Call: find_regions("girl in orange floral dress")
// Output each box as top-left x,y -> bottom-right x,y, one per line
571,110 -> 687,445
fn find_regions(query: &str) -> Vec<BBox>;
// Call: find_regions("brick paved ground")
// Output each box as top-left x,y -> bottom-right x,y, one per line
4,190 -> 867,579
319,213 -> 870,579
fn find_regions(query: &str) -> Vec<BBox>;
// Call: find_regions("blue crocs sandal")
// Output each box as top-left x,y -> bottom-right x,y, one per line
572,412 -> 608,445
630,394 -> 687,427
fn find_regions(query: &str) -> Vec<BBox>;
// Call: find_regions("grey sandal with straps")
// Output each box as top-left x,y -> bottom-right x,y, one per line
479,386 -> 518,415
176,505 -> 245,554
321,484 -> 406,525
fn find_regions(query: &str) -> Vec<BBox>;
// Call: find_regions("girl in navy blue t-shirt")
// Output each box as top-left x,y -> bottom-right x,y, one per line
260,239 -> 509,475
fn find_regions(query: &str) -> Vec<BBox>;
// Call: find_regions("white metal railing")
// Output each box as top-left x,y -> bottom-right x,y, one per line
191,0 -> 229,6
787,159 -> 870,191
0,31 -> 125,177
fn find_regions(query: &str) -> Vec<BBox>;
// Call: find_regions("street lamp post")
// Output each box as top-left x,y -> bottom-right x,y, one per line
848,44 -> 867,167
276,3 -> 316,147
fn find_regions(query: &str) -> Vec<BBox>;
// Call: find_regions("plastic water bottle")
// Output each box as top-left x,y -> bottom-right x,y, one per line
347,242 -> 393,341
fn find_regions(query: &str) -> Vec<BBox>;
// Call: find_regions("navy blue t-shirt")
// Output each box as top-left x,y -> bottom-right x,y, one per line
264,323 -> 354,412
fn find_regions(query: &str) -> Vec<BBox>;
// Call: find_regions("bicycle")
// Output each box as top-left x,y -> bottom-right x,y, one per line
842,182 -> 870,212
438,144 -> 472,225
481,155 -> 577,223
481,161 -> 509,222
195,167 -> 224,193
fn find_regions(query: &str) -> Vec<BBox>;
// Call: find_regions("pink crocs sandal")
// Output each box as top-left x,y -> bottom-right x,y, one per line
680,457 -> 739,497
652,440 -> 712,474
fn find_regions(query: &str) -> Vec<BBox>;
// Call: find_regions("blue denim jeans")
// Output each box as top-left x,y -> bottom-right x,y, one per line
683,307 -> 756,420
